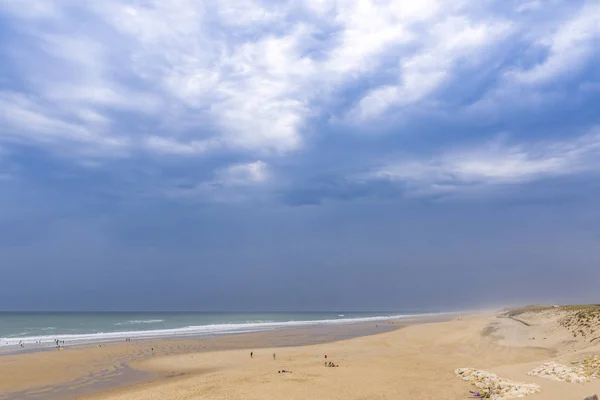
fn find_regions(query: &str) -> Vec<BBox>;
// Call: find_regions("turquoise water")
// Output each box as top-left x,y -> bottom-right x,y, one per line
0,311 -> 430,349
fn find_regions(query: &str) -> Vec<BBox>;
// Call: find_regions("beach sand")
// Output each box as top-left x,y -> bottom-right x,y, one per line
4,308 -> 600,400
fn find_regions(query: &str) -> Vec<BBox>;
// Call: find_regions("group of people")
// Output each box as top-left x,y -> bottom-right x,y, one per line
323,354 -> 339,367
249,350 -> 339,370
14,339 -> 68,349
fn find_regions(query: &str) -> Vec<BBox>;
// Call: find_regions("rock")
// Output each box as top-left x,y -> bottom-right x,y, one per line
528,358 -> 600,383
584,395 -> 598,400
455,368 -> 540,399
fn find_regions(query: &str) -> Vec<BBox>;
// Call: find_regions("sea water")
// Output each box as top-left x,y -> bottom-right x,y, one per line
0,311 -> 434,351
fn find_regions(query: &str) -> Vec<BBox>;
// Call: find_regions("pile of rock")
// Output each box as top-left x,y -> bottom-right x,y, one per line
455,368 -> 541,399
528,358 -> 600,383
528,362 -> 588,383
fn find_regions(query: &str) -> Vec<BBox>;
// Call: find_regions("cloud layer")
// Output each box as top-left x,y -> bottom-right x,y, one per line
368,127 -> 600,196
0,0 -> 599,201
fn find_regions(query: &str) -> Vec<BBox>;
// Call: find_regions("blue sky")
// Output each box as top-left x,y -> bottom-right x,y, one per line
1,0 -> 600,311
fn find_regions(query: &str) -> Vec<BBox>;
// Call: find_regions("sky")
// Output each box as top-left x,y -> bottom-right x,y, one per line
0,0 -> 599,312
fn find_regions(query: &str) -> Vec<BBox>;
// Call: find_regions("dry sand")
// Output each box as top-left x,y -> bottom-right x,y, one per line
4,307 -> 600,400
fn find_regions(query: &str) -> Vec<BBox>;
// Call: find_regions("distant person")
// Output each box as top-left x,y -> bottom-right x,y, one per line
273,353 -> 276,360
250,351 -> 253,358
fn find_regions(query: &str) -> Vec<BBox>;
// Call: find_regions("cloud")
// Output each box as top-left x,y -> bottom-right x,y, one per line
0,92 -> 129,155
281,128 -> 600,205
0,0 -> 59,19
0,0 -> 599,204
368,127 -> 600,195
216,161 -> 270,186
0,0 -> 516,158
89,0 -> 315,155
161,160 -> 271,203
351,14 -> 513,120
143,137 -> 217,156
516,1 -> 542,13
507,2 -> 600,85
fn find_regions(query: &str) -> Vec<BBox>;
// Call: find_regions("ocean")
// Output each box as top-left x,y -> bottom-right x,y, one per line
0,311 -> 432,350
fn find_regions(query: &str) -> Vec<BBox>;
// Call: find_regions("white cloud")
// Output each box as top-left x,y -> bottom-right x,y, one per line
321,0 -> 423,76
0,92 -> 129,153
352,15 -> 513,120
369,128 -> 600,194
465,2 -> 600,117
144,136 -> 217,156
1,0 -> 517,157
23,31 -> 161,114
216,160 -> 270,186
0,0 -> 59,19
87,1 -> 316,155
217,0 -> 283,26
207,25 -> 317,154
507,2 -> 600,85
163,160 -> 271,203
0,0 -> 597,170
516,1 -> 542,13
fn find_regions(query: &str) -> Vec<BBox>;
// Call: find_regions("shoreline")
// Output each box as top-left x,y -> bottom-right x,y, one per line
0,312 -> 448,355
0,315 -> 449,400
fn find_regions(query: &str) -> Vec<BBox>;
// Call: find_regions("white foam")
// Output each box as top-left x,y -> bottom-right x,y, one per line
114,319 -> 164,326
0,313 -> 442,348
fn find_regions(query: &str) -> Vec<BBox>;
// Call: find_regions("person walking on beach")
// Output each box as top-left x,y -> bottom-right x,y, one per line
273,352 -> 276,360
250,351 -> 253,358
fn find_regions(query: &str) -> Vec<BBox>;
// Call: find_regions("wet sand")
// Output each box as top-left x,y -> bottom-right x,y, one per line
0,317 -> 423,400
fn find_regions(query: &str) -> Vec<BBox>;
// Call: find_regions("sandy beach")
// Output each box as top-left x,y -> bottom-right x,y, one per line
4,307 -> 600,400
